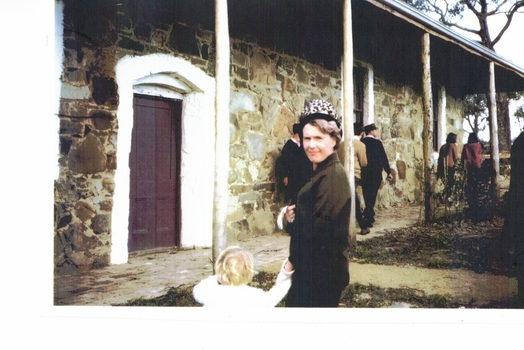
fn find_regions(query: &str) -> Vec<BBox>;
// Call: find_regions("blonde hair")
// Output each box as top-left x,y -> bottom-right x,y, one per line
215,246 -> 255,286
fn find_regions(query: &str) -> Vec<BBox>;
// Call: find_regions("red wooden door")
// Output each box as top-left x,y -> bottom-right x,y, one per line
128,95 -> 181,252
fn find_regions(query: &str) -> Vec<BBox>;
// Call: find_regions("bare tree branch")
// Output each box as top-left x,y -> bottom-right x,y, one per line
462,0 -> 482,17
492,1 -> 524,47
485,0 -> 509,16
406,0 -> 524,49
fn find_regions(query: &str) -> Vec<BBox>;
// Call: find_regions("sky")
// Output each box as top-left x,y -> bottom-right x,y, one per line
435,6 -> 524,141
419,2 -> 524,68
479,12 -> 524,140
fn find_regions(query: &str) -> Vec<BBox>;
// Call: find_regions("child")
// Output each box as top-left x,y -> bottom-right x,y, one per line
193,246 -> 293,307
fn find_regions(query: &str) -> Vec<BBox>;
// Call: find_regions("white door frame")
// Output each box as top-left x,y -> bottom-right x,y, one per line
112,54 -> 215,264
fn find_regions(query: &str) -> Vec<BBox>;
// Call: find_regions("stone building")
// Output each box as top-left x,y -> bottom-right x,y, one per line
54,0 -> 524,269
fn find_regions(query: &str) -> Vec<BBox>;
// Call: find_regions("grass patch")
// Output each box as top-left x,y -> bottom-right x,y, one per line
352,216 -> 513,275
114,284 -> 197,307
117,278 -> 517,308
339,283 -> 453,308
116,271 -> 286,307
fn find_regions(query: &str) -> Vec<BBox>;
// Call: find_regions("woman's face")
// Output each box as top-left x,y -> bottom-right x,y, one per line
302,123 -> 336,169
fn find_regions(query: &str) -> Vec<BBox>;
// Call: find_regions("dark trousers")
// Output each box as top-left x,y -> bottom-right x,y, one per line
285,274 -> 346,308
445,166 -> 456,198
354,177 -> 366,229
362,172 -> 382,226
519,265 -> 524,308
464,167 -> 481,219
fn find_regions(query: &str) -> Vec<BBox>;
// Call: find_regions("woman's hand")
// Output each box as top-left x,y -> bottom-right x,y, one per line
285,204 -> 296,223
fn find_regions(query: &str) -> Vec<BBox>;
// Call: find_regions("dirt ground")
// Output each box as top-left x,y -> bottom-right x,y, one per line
350,263 -> 515,305
54,205 -> 518,306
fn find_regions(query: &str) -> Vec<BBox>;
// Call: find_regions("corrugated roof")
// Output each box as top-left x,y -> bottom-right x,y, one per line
365,0 -> 524,78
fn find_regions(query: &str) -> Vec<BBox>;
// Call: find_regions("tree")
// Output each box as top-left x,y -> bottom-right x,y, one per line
515,104 -> 524,133
407,0 -> 524,49
405,0 -> 524,151
464,94 -> 488,135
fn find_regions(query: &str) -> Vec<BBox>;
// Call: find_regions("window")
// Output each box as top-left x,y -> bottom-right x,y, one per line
353,67 -> 365,125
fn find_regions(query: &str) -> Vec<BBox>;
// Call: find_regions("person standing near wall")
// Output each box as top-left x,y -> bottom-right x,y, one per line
508,131 -> 524,308
461,132 -> 483,221
280,123 -> 312,234
353,122 -> 368,234
361,123 -> 392,230
437,132 -> 459,202
283,99 -> 351,307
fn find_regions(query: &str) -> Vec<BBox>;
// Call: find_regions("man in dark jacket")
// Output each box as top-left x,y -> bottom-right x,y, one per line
281,123 -> 312,206
280,123 -> 312,234
361,123 -> 392,230
508,131 -> 524,307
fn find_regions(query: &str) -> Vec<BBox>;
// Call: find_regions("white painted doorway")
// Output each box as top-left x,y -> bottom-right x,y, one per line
112,54 -> 216,264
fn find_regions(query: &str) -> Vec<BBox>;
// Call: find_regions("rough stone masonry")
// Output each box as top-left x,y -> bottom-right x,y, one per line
54,1 -> 467,269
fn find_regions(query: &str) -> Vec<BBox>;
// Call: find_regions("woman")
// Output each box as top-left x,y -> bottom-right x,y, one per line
461,132 -> 483,219
283,100 -> 351,307
437,132 -> 459,201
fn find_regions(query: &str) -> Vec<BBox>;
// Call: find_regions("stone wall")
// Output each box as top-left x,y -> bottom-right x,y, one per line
55,1 -> 120,269
226,41 -> 341,241
216,47 -> 466,240
55,1 -> 466,269
372,79 -> 464,212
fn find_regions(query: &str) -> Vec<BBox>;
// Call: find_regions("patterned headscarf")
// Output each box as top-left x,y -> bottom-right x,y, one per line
299,99 -> 342,127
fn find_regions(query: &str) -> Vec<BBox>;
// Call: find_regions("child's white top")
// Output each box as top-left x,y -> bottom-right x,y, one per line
193,261 -> 293,307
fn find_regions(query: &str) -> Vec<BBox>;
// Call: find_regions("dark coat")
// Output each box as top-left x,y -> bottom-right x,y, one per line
281,139 -> 312,204
361,136 -> 391,179
286,152 -> 351,307
509,132 -> 524,257
360,136 -> 391,223
508,131 -> 524,304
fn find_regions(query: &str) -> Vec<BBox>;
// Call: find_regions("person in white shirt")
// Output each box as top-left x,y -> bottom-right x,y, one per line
193,246 -> 293,307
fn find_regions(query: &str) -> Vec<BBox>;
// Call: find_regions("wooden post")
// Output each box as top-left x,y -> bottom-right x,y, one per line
437,86 -> 446,149
343,0 -> 356,249
421,33 -> 433,222
212,0 -> 230,266
488,61 -> 500,201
